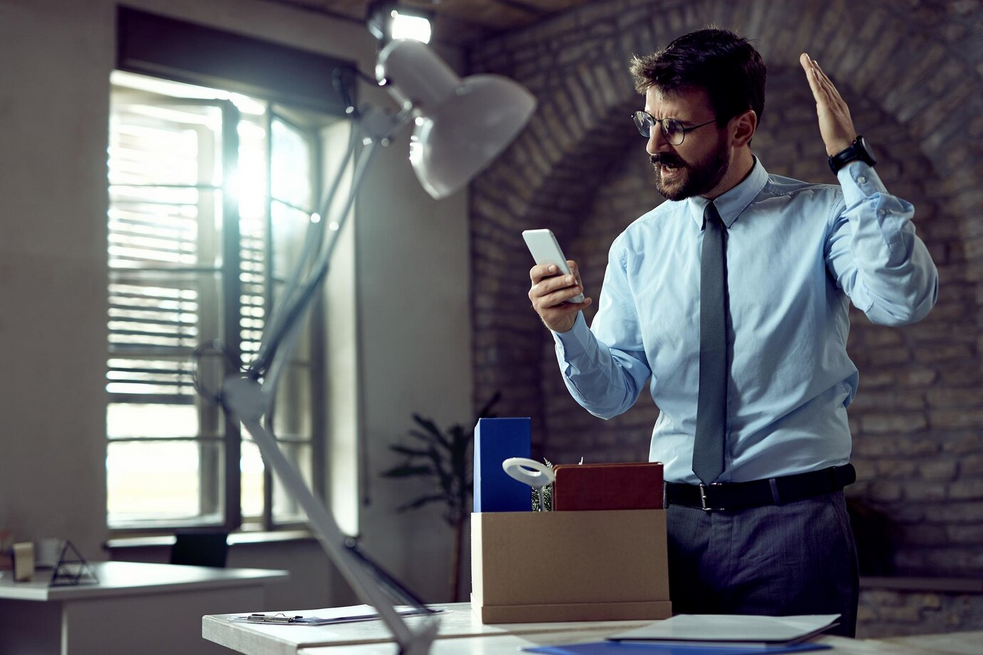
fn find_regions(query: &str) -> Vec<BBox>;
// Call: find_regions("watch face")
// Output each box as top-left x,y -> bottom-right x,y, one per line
857,136 -> 875,164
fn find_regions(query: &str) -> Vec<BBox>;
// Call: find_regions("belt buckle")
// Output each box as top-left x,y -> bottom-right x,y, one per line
698,483 -> 723,511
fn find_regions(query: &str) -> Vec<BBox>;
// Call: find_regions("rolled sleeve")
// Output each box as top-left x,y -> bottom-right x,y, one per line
827,161 -> 939,326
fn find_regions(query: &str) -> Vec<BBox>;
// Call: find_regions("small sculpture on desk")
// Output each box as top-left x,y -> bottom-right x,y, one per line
49,540 -> 98,587
525,458 -> 555,512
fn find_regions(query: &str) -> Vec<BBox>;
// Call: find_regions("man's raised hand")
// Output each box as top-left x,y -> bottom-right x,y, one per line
800,53 -> 857,156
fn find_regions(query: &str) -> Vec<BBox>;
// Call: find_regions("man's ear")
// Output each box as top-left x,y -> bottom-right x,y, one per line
730,109 -> 757,147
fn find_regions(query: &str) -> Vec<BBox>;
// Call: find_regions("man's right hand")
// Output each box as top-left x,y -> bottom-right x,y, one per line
528,261 -> 592,333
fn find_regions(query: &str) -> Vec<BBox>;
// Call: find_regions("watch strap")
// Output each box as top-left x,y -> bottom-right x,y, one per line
828,135 -> 875,174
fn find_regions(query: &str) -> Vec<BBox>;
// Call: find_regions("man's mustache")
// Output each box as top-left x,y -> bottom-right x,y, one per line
650,153 -> 684,167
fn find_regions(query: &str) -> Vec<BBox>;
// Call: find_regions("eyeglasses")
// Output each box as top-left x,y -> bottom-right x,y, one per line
631,110 -> 716,145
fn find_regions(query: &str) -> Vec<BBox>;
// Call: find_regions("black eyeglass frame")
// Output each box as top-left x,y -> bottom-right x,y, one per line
631,110 -> 717,145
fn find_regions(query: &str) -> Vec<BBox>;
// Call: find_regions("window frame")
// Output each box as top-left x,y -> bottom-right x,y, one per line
109,7 -> 355,538
106,81 -> 333,536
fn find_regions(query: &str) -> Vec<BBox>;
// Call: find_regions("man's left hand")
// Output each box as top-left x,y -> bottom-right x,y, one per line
800,53 -> 856,156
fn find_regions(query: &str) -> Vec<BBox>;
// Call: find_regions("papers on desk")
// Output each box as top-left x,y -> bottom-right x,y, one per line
232,604 -> 441,626
523,642 -> 830,654
523,614 -> 839,654
608,614 -> 840,647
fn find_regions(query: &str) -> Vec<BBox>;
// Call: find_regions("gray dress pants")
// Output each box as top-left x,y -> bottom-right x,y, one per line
666,490 -> 860,637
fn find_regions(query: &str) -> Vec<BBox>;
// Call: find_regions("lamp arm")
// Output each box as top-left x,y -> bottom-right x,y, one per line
219,102 -> 438,654
261,136 -> 378,399
248,104 -> 411,388
221,388 -> 438,654
247,124 -> 359,379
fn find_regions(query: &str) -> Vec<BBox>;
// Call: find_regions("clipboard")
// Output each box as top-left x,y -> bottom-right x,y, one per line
234,605 -> 443,627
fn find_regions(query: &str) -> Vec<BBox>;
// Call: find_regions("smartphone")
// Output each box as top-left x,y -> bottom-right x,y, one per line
521,229 -> 585,303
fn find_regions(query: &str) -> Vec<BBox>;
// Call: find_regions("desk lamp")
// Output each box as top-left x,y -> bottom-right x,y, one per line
217,38 -> 535,655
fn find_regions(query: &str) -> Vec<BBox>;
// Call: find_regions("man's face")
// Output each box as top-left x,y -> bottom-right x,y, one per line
644,86 -> 731,201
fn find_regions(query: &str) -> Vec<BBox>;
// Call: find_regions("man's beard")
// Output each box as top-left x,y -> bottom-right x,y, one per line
650,132 -> 730,201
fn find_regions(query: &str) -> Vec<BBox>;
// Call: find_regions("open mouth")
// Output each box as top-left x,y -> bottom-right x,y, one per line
659,162 -> 683,177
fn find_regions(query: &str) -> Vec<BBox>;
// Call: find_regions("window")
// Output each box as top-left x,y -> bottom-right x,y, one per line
106,72 -> 334,531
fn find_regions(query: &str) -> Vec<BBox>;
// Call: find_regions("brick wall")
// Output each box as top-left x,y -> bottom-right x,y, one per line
859,584 -> 983,638
468,0 -> 983,592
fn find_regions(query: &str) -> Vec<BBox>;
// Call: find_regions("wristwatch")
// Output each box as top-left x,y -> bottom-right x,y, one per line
828,135 -> 876,174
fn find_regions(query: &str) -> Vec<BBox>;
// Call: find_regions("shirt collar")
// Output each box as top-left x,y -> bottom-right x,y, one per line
687,157 -> 769,229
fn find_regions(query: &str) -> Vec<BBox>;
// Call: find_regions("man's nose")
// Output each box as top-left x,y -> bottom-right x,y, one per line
646,127 -> 673,156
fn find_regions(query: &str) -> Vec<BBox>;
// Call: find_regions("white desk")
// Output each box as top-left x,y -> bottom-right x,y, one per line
0,561 -> 288,655
293,632 -> 983,654
202,603 -> 974,655
203,603 -> 655,655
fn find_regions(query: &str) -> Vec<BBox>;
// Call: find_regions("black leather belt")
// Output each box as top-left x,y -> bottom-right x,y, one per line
665,464 -> 856,511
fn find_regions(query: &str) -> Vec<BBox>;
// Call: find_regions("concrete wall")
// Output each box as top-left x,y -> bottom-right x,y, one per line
0,0 -> 473,607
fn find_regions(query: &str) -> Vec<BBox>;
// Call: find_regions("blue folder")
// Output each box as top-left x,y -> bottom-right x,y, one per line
473,417 -> 531,512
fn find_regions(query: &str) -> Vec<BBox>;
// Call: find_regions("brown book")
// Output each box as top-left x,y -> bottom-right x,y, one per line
552,462 -> 664,511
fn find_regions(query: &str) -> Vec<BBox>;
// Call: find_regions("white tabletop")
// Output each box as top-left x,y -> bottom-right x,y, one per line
0,561 -> 288,602
204,602 -> 982,655
203,603 -> 656,655
294,632 -> 972,655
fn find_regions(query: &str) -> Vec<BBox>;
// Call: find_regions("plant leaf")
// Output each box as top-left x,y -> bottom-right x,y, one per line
396,494 -> 445,512
477,391 -> 501,419
426,445 -> 454,495
388,444 -> 431,458
412,414 -> 451,449
407,429 -> 452,454
380,391 -> 501,523
380,464 -> 434,478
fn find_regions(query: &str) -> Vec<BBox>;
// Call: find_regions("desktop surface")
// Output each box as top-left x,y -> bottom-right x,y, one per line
203,602 -> 654,655
0,560 -> 287,601
204,602 -> 982,655
1,561 -> 288,655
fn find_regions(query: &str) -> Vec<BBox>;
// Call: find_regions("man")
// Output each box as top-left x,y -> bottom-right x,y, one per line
528,29 -> 938,637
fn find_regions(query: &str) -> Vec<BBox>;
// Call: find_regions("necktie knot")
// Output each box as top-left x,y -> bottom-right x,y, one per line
703,202 -> 724,230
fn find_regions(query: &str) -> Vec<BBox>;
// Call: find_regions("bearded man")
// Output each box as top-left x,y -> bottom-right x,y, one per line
528,28 -> 938,636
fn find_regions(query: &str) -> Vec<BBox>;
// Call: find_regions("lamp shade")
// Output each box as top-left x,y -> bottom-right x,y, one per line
377,40 -> 536,199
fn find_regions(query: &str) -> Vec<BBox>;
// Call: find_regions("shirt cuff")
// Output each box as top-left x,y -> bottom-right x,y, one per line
837,160 -> 887,208
552,312 -> 591,360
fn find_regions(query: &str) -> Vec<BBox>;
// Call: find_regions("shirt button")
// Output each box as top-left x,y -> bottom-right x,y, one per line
858,175 -> 867,184
879,209 -> 887,217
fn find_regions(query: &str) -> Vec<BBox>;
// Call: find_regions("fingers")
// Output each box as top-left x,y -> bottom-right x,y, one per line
531,291 -> 592,333
530,263 -> 559,284
800,53 -> 824,102
528,261 -> 591,333
800,52 -> 856,155
529,261 -> 583,292
528,269 -> 584,307
801,53 -> 844,104
567,260 -> 584,290
813,62 -> 845,104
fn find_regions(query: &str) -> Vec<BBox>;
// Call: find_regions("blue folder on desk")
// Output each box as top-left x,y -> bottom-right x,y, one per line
523,641 -> 831,654
473,417 -> 530,512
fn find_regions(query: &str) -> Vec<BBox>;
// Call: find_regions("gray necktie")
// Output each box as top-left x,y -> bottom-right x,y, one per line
693,201 -> 727,485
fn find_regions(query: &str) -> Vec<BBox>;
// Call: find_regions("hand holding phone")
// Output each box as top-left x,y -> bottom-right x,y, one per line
522,229 -> 585,303
524,229 -> 590,333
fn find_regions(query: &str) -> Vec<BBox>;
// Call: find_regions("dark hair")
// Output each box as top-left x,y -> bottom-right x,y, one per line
629,28 -> 766,127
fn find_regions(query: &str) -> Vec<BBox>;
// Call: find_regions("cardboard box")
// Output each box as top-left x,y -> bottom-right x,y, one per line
471,509 -> 672,623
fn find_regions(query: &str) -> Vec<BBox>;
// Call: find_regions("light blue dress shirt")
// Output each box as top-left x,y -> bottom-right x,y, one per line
553,158 -> 938,484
